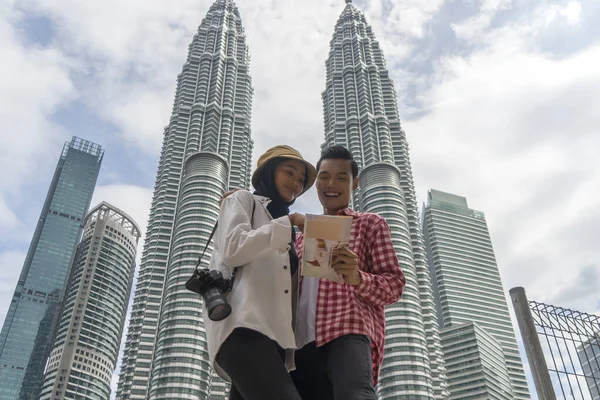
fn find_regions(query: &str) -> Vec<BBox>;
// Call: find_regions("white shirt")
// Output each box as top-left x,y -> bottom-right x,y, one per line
295,277 -> 318,349
203,190 -> 297,381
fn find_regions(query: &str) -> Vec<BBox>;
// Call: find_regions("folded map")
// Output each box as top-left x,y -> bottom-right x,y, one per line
301,214 -> 353,283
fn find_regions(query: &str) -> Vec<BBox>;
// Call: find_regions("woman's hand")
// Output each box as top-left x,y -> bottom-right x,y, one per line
289,213 -> 305,232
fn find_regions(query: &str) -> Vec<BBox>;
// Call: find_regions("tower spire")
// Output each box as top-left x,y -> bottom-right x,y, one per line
345,0 -> 351,3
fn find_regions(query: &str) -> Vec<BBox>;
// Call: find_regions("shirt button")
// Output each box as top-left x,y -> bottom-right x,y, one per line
283,265 -> 288,269
285,290 -> 289,294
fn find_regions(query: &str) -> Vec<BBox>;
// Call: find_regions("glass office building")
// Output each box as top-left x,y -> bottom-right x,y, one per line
0,137 -> 103,400
39,202 -> 140,400
578,335 -> 600,400
422,189 -> 530,398
441,322 -> 514,399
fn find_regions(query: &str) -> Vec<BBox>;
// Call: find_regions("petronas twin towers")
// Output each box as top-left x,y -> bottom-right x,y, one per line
115,1 -> 515,399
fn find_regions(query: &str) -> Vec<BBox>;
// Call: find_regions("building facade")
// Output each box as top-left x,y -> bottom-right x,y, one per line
321,1 -> 448,398
39,202 -> 141,400
0,137 -> 103,400
578,335 -> 600,400
422,189 -> 530,398
115,1 -> 253,399
441,322 -> 514,399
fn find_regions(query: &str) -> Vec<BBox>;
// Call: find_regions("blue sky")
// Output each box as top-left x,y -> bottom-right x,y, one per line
1,0 -> 599,398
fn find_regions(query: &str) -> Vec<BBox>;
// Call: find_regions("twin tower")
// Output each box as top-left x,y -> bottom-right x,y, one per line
115,1 -> 526,400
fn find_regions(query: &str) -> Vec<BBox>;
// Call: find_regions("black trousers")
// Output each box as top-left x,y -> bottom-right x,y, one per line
290,334 -> 377,400
216,328 -> 301,400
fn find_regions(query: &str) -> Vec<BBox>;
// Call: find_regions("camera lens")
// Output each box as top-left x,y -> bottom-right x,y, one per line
203,287 -> 232,321
209,302 -> 232,321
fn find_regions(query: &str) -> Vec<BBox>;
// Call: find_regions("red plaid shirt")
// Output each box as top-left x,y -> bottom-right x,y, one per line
295,208 -> 406,385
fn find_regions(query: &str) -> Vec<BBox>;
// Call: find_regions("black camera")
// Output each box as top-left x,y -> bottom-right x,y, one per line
185,268 -> 232,321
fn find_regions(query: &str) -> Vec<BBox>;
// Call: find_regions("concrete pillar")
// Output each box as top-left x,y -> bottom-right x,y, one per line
509,287 -> 556,400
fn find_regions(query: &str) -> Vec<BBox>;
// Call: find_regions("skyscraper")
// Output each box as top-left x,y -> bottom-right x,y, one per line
321,1 -> 448,398
39,202 -> 141,400
422,189 -> 530,398
0,137 -> 103,400
578,335 -> 600,400
115,1 -> 253,399
441,322 -> 514,399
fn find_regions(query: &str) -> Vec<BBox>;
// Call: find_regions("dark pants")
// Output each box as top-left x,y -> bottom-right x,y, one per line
290,334 -> 377,400
216,328 -> 301,400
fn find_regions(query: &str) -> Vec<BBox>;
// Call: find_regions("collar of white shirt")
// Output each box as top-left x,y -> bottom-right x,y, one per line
253,194 -> 270,204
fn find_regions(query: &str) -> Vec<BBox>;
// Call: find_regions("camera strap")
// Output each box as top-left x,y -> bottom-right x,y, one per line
196,200 -> 257,292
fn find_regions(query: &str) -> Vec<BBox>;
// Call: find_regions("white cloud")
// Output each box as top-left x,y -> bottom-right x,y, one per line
0,13 -> 74,233
10,0 -> 446,162
407,1 -> 600,321
452,0 -> 513,40
545,0 -> 583,26
561,1 -> 583,25
97,84 -> 174,155
370,0 -> 446,39
12,0 -> 211,155
0,197 -> 20,233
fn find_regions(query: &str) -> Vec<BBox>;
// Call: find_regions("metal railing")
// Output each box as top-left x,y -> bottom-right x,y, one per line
510,287 -> 600,400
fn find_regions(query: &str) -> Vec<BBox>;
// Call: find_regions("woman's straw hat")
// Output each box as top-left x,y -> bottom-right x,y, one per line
252,145 -> 317,195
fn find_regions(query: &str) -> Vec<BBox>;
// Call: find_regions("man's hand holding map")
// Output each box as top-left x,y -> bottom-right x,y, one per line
301,214 -> 353,284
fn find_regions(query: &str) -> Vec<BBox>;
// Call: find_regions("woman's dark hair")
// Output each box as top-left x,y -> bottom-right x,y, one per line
316,145 -> 359,178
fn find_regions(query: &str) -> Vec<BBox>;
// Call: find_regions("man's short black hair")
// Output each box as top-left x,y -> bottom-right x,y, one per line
316,145 -> 359,178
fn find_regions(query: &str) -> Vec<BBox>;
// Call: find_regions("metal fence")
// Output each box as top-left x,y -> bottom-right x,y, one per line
511,287 -> 600,400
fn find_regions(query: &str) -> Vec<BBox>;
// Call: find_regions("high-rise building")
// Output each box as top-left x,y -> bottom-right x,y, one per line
441,322 -> 514,399
39,202 -> 141,400
115,1 -> 253,399
0,137 -> 103,400
422,189 -> 530,398
321,1 -> 448,398
577,335 -> 600,400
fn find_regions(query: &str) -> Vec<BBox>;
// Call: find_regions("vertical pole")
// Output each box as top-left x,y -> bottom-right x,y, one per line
510,287 -> 557,400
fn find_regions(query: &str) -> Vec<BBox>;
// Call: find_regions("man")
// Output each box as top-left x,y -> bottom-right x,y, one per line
219,145 -> 405,399
290,145 -> 405,400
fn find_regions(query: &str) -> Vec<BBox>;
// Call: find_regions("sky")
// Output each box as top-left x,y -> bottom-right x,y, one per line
1,0 -> 599,398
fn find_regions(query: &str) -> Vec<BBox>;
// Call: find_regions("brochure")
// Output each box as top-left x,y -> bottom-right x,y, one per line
301,214 -> 353,283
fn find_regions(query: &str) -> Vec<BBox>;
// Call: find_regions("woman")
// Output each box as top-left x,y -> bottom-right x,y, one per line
203,145 -> 316,400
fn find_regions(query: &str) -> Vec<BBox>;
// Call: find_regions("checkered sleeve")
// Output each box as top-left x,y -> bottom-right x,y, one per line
355,218 -> 406,307
295,231 -> 304,285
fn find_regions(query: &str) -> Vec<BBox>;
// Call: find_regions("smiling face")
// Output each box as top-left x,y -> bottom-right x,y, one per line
316,158 -> 359,214
274,159 -> 307,202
